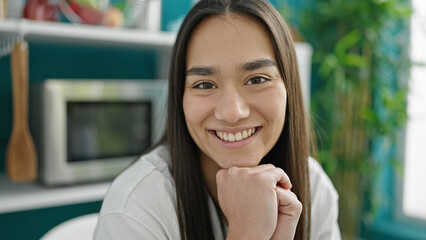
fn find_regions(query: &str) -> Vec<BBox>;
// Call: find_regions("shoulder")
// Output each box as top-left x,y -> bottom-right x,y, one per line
95,145 -> 179,239
100,145 -> 175,214
308,157 -> 338,201
308,157 -> 341,239
100,145 -> 175,213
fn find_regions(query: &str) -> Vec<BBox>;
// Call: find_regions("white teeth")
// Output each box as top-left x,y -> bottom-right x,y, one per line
228,133 -> 235,141
223,133 -> 228,141
235,132 -> 242,141
249,128 -> 255,136
215,128 -> 257,142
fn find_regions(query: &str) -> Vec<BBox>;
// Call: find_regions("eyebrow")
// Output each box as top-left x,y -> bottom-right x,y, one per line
186,66 -> 219,76
185,58 -> 277,76
240,58 -> 277,71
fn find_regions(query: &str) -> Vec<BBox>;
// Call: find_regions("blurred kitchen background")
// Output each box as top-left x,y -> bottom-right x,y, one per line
0,0 -> 425,239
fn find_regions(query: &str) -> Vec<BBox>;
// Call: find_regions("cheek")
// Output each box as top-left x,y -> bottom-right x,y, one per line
182,94 -> 196,127
183,93 -> 214,128
256,88 -> 287,126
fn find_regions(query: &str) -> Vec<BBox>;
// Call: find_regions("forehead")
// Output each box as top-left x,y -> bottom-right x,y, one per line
186,14 -> 277,67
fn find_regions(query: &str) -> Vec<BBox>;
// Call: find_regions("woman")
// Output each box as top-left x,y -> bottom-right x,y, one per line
94,0 -> 340,239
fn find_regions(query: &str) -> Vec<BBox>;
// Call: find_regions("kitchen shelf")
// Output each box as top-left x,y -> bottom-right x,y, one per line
0,174 -> 110,214
0,19 -> 313,82
0,18 -> 175,78
0,19 -> 175,49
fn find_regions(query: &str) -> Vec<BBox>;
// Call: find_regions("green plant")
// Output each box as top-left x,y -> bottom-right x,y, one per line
280,0 -> 411,238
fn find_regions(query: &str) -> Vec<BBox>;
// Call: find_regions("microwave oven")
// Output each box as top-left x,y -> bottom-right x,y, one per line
30,79 -> 167,186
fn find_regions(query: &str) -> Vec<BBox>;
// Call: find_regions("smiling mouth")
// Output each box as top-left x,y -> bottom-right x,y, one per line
215,127 -> 257,142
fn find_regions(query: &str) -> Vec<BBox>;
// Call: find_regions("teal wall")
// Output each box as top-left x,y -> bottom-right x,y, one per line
0,43 -> 157,174
0,45 -> 157,173
0,201 -> 102,240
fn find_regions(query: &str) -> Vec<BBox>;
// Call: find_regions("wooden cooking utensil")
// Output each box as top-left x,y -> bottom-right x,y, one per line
6,41 -> 38,182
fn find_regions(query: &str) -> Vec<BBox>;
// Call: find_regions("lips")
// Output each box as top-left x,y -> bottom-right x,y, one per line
215,127 -> 257,142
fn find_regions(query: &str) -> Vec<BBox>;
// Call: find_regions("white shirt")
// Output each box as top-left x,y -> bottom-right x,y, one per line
94,146 -> 341,239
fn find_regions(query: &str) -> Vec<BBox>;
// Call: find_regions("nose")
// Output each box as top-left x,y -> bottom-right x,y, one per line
214,87 -> 250,123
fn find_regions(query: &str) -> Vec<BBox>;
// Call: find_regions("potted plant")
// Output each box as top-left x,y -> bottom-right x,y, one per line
280,0 -> 411,238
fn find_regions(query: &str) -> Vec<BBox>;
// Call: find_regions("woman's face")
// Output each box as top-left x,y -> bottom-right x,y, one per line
183,14 -> 287,169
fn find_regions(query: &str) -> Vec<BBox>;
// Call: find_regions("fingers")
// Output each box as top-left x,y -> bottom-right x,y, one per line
216,165 -> 292,190
216,165 -> 281,238
275,186 -> 303,217
269,167 -> 292,190
270,187 -> 302,240
254,166 -> 292,190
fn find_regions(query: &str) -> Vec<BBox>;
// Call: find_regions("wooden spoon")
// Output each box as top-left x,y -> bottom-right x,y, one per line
6,41 -> 38,182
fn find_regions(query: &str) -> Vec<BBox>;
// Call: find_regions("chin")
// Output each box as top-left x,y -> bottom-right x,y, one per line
216,154 -> 263,169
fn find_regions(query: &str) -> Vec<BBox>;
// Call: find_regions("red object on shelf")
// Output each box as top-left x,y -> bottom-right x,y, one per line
68,1 -> 80,13
24,0 -> 57,21
78,7 -> 103,25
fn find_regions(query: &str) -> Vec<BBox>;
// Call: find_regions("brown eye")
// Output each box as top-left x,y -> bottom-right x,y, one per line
194,82 -> 216,89
247,76 -> 269,85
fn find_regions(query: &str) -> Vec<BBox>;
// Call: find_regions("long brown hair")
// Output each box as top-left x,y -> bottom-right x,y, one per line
165,0 -> 311,239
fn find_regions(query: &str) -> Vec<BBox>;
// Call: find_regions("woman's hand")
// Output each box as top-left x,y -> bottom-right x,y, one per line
216,164 -> 292,240
270,186 -> 303,240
